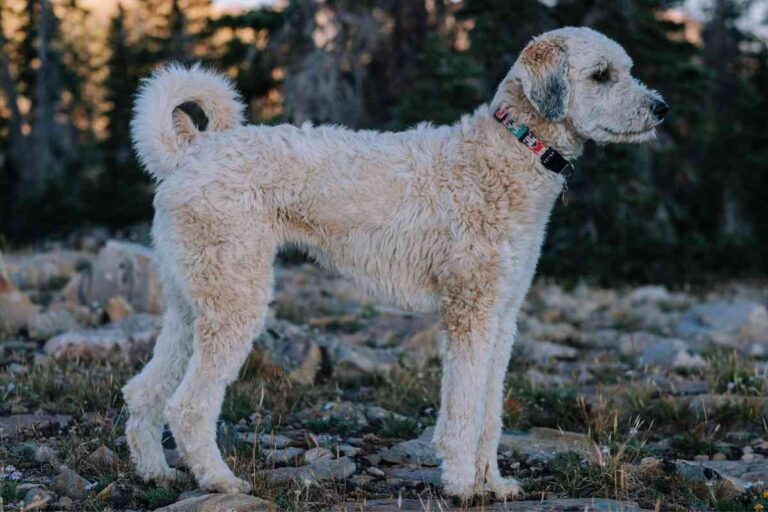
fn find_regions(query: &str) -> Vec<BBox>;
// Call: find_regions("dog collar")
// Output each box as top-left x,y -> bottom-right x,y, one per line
493,106 -> 574,180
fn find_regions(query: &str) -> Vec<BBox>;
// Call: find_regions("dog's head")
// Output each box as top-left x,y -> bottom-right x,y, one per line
494,27 -> 667,144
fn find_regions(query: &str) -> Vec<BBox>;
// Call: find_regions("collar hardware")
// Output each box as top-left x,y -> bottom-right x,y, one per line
493,106 -> 575,179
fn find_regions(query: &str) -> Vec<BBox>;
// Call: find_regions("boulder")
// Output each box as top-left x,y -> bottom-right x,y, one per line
677,300 -> 768,347
4,250 -> 92,290
87,241 -> 164,314
0,414 -> 71,439
44,314 -> 161,361
154,493 -> 271,512
676,459 -> 768,493
253,318 -> 323,384
0,257 -> 38,335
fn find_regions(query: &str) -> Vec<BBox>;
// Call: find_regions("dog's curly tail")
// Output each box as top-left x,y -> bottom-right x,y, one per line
131,63 -> 244,181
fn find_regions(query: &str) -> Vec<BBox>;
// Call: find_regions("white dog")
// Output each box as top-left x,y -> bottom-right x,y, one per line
123,26 -> 666,499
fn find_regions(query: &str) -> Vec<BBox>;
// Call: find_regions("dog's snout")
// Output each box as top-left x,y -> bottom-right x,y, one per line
651,98 -> 668,120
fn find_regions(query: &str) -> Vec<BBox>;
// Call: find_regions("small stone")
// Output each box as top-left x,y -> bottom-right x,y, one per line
34,445 -> 59,465
350,474 -> 374,487
22,487 -> 54,511
256,433 -> 293,449
366,466 -> 385,477
303,447 -> 333,464
263,447 -> 305,465
54,465 -> 90,498
86,445 -> 117,469
55,496 -> 74,510
378,438 -> 440,467
27,309 -> 79,341
337,444 -> 360,457
106,296 -> 134,322
713,452 -> 728,461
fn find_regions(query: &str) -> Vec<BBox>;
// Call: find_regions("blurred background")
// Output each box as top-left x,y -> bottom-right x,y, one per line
0,0 -> 766,284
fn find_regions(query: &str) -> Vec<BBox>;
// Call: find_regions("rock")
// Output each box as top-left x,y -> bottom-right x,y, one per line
22,487 -> 54,511
379,438 -> 440,467
350,474 -> 375,487
252,319 -> 323,384
303,447 -> 333,464
254,433 -> 294,449
636,338 -> 706,369
518,339 -> 578,362
383,465 -> 442,486
0,268 -> 38,335
53,496 -> 74,510
366,466 -> 385,477
106,296 -> 134,322
296,401 -> 403,431
263,447 -> 305,465
86,445 -> 118,469
88,241 -> 164,314
34,445 -> 59,466
27,309 -> 80,341
628,285 -> 672,304
154,493 -> 271,512
44,314 -> 161,361
54,465 -> 91,498
687,394 -> 768,418
4,250 -> 92,290
0,414 -> 71,439
258,456 -> 356,486
676,459 -> 768,493
677,300 -> 768,346
498,427 -> 599,463
343,498 -> 650,511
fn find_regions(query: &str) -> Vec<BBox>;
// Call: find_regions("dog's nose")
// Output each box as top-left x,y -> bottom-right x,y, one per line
651,98 -> 668,120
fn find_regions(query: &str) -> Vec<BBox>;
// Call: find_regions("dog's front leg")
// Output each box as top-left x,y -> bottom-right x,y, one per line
433,286 -> 499,500
474,309 -> 521,499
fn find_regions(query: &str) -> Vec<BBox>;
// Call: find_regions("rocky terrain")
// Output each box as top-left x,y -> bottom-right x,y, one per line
1,239 -> 768,511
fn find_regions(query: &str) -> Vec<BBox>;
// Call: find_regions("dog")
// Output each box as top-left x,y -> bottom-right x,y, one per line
123,26 -> 667,499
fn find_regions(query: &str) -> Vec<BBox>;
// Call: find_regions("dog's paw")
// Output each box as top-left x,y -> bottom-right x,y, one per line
141,466 -> 184,487
204,476 -> 252,494
483,475 -> 522,500
441,469 -> 477,502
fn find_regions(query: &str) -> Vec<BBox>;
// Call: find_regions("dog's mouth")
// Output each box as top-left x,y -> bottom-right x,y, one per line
600,125 -> 657,137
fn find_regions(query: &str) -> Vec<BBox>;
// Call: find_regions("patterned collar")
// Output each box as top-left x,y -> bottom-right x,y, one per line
493,106 -> 574,179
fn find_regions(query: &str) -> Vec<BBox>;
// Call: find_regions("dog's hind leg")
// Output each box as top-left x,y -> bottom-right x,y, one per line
165,217 -> 276,493
433,275 -> 500,500
123,284 -> 193,483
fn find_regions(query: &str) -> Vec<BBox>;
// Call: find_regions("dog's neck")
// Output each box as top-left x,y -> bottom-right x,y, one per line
490,83 -> 584,160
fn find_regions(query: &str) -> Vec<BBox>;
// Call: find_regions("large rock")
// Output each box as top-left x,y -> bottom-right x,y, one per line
379,438 -> 441,466
636,338 -> 706,369
44,314 -> 161,361
154,493 -> 271,512
0,414 -> 71,439
86,241 -> 164,314
0,254 -> 38,335
677,300 -> 768,347
257,456 -> 356,486
27,309 -> 80,341
344,498 -> 650,511
253,319 -> 323,384
499,427 -> 599,463
676,459 -> 768,493
4,250 -> 92,290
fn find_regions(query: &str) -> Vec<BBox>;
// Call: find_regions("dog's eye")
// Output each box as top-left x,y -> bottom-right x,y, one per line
591,68 -> 610,83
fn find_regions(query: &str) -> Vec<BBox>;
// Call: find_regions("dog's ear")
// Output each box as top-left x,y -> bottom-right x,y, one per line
514,37 -> 570,122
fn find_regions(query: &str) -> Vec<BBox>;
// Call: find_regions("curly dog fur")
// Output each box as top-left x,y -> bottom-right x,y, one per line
123,26 -> 666,499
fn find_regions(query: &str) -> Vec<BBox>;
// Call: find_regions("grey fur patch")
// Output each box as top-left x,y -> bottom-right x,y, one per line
530,63 -> 568,121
